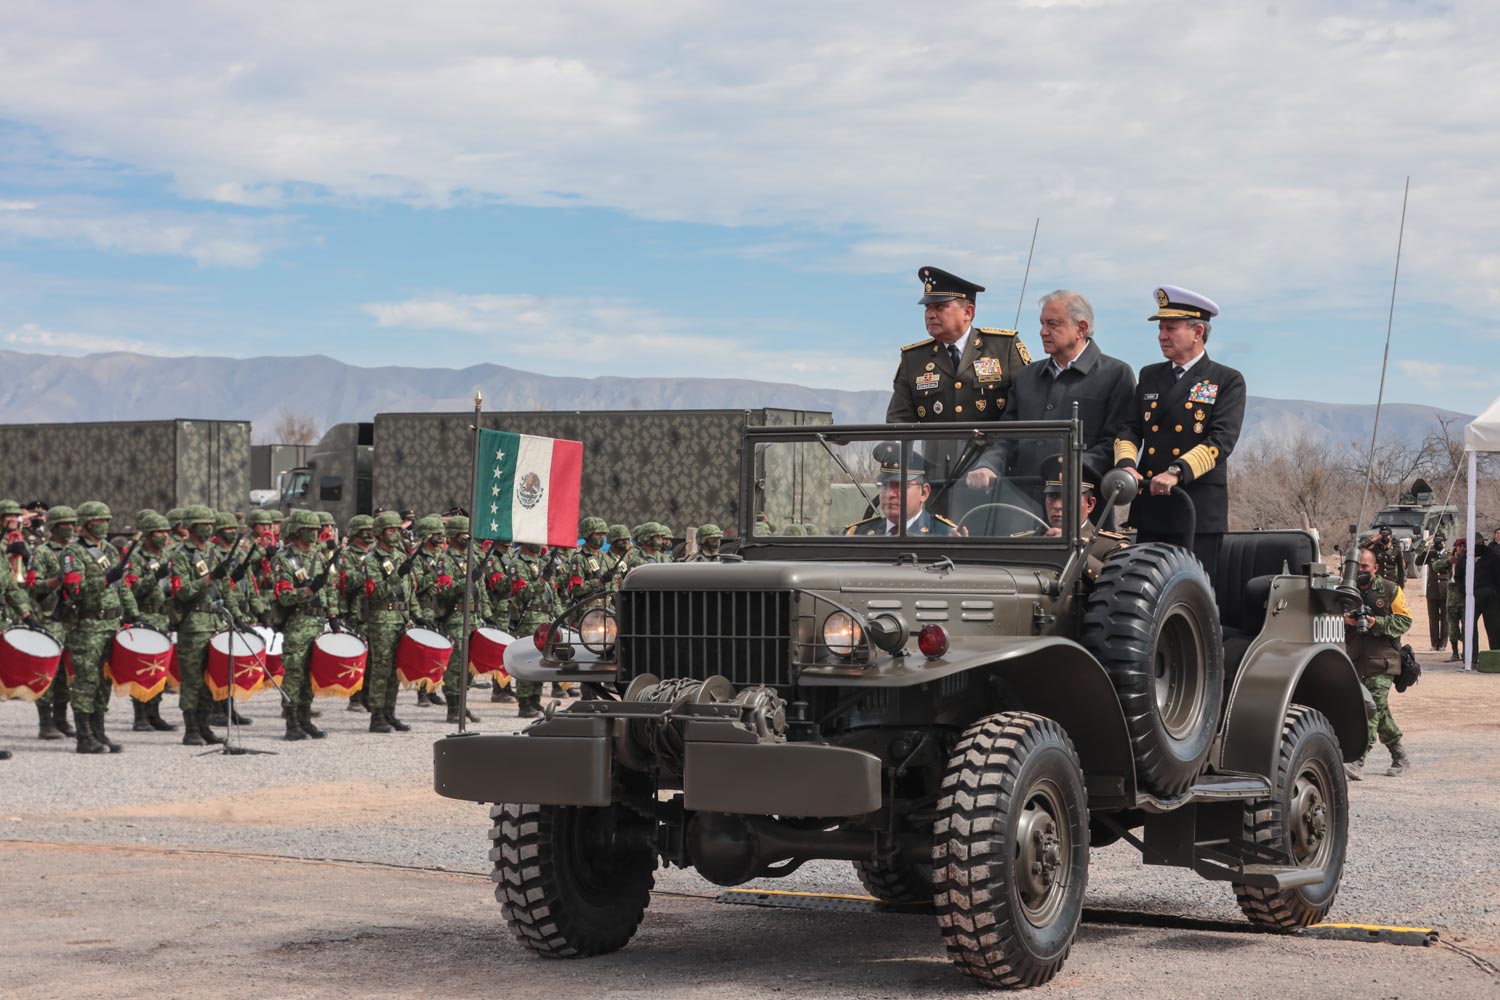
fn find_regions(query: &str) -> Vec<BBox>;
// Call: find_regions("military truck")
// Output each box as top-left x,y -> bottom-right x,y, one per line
273,421 -> 373,527
433,419 -> 1368,988
0,418 -> 250,528
1357,478 -> 1460,573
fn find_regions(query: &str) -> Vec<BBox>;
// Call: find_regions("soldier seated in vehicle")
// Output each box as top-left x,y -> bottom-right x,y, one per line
1034,455 -> 1128,577
845,450 -> 957,537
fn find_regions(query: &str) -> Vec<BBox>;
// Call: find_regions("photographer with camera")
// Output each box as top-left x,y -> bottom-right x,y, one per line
1344,546 -> 1413,780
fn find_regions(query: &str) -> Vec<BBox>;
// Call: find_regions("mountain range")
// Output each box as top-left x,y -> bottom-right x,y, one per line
0,349 -> 1471,450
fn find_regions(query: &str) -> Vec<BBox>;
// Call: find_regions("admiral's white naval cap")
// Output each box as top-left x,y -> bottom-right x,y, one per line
1148,285 -> 1220,322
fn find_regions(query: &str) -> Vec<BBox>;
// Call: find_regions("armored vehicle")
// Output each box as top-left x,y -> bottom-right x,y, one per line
433,420 -> 1369,989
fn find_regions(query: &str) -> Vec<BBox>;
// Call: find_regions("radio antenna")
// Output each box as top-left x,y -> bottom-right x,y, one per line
1011,218 -> 1040,332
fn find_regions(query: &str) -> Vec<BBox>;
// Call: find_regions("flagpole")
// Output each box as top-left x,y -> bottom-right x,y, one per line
458,389 -> 482,733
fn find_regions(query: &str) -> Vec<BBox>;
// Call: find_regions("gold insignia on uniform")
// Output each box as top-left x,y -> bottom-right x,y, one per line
148,560 -> 159,572
1195,409 -> 1206,421
925,282 -> 933,293
587,558 -> 599,572
1194,422 -> 1204,434
954,405 -> 963,413
917,406 -> 926,417
295,568 -> 308,581
194,560 -> 208,576
996,398 -> 1005,411
919,526 -> 930,534
925,362 -> 935,371
1156,288 -> 1170,307
382,560 -> 394,574
1016,340 -> 1032,365
933,401 -> 943,415
976,399 -> 987,411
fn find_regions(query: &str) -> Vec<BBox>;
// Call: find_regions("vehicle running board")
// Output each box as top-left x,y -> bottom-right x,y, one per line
1194,842 -> 1325,889
1136,772 -> 1273,813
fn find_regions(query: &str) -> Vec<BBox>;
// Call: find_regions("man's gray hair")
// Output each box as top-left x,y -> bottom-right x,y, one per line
1038,290 -> 1095,337
1196,320 -> 1212,342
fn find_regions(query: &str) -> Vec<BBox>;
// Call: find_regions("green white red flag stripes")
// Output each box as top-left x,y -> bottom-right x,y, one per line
472,429 -> 583,547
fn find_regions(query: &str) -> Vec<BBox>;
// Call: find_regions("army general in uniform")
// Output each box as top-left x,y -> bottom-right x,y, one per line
1113,286 -> 1245,578
886,266 -> 1032,497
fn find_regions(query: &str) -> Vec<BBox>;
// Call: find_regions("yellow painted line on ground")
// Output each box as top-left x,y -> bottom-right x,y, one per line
1313,922 -> 1436,934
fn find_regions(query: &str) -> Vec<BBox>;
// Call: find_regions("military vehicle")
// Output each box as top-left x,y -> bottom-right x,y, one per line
0,418 -> 250,530
249,443 -> 311,505
1359,478 -> 1459,547
277,409 -> 832,532
432,419 -> 1368,988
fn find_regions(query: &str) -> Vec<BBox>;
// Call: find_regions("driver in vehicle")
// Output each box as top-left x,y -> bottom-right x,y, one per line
845,451 -> 957,537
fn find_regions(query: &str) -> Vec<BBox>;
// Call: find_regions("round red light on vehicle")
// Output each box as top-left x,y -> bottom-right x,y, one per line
532,623 -> 556,652
917,624 -> 949,659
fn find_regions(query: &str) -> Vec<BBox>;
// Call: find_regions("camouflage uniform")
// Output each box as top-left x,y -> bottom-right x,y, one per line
435,516 -> 488,721
625,522 -> 672,571
508,543 -> 562,717
62,501 -> 137,753
347,511 -> 417,733
123,512 -> 178,731
271,509 -> 337,740
334,514 -> 376,711
564,517 -> 612,603
600,525 -> 632,590
26,509 -> 80,740
687,523 -> 724,562
1345,576 -> 1412,775
408,515 -> 450,707
167,505 -> 231,746
476,540 -> 517,703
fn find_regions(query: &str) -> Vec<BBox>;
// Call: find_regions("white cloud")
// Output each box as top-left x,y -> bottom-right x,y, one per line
0,2 -> 1496,308
2,322 -> 147,355
1395,360 -> 1493,391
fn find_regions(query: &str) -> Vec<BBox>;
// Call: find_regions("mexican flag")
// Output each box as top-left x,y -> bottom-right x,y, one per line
473,429 -> 583,547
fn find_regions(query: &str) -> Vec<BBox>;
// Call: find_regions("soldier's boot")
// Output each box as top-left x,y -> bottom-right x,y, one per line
182,712 -> 206,747
1343,757 -> 1364,782
548,683 -> 566,699
1387,744 -> 1410,777
417,689 -> 433,707
489,683 -> 509,703
207,704 -> 228,726
229,703 -> 252,726
146,700 -> 177,732
74,712 -> 107,755
132,701 -> 152,732
385,708 -> 411,733
52,700 -> 76,738
518,697 -> 541,720
427,689 -> 446,705
1449,640 -> 1462,662
346,694 -> 367,713
197,709 -> 224,746
368,710 -> 393,734
445,702 -> 460,724
283,706 -> 307,742
92,711 -> 124,753
296,704 -> 325,740
36,702 -> 64,741
465,704 -> 480,723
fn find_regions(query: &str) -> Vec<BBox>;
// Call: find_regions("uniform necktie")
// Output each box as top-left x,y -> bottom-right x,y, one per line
948,344 -> 962,371
1172,365 -> 1186,381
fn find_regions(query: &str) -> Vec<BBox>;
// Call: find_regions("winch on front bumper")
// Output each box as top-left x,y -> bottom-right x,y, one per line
432,674 -> 883,818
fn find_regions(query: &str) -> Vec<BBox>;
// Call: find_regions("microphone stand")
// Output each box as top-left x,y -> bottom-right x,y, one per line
197,603 -> 277,757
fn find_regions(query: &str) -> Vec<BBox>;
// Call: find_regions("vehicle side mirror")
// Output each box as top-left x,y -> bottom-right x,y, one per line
1100,468 -> 1138,508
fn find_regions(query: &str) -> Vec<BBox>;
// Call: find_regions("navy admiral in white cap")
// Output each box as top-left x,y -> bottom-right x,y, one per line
1112,285 -> 1246,576
886,266 -> 1033,491
845,448 -> 957,537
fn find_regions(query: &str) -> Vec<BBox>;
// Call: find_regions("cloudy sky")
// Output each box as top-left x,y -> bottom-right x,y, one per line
0,0 -> 1495,411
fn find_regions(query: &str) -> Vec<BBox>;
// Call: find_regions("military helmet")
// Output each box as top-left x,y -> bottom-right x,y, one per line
269,509 -> 286,524
286,508 -> 320,532
633,522 -> 656,543
214,511 -> 239,531
317,510 -> 335,527
781,524 -> 806,536
348,514 -> 375,533
580,516 -> 608,536
446,515 -> 470,535
135,508 -> 160,527
698,523 -> 724,542
46,504 -> 78,527
373,510 -> 404,532
76,500 -> 111,522
413,515 -> 444,537
166,507 -> 187,527
246,508 -> 272,526
183,504 -> 215,525
608,523 -> 630,544
0,499 -> 21,516
137,511 -> 171,532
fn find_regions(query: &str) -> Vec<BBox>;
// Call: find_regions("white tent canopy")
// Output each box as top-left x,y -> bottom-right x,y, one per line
1461,394 -> 1500,670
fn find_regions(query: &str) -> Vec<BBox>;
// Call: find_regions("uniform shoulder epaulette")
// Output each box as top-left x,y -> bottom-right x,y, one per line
976,327 -> 1018,336
1098,530 -> 1127,540
844,515 -> 881,534
934,514 -> 958,527
901,338 -> 935,351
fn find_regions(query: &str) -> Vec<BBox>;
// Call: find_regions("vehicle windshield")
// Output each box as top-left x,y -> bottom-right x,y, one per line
1372,511 -> 1425,530
746,425 -> 1082,542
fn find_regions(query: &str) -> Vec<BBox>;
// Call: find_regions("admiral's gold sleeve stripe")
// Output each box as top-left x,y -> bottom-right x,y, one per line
1181,444 -> 1216,480
1113,440 -> 1139,464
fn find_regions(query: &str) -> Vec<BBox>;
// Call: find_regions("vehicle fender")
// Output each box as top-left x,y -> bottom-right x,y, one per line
1217,641 -> 1369,777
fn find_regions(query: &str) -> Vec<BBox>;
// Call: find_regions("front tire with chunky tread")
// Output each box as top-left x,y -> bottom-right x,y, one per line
933,712 -> 1089,989
1234,705 -> 1348,931
853,858 -> 934,904
489,801 -> 655,958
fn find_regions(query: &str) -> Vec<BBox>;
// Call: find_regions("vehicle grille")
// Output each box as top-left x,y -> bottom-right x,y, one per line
615,589 -> 795,689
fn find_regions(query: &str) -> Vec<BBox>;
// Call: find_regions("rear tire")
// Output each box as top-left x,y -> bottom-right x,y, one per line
1080,543 -> 1224,797
933,712 -> 1089,989
853,858 -> 934,904
1234,706 -> 1348,931
490,802 -> 655,957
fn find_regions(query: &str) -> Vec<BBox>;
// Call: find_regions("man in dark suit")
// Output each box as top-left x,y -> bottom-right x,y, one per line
1112,285 -> 1245,577
999,289 -> 1137,483
845,451 -> 957,537
886,266 -> 1033,493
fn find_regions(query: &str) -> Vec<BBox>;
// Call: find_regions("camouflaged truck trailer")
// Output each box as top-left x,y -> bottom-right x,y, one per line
0,419 -> 250,533
433,418 -> 1371,990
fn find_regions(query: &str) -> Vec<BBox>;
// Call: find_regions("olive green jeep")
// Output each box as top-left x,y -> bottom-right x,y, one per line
434,420 -> 1369,989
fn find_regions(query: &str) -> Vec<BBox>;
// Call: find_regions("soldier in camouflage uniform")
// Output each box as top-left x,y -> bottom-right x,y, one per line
167,505 -> 231,746
1343,546 -> 1413,779
203,512 -> 259,728
601,525 -> 632,588
347,510 -> 419,733
268,508 -> 285,544
271,508 -> 339,741
687,524 -> 724,562
62,500 -> 137,754
508,542 -> 561,718
408,515 -> 450,708
478,539 -> 517,704
625,523 -> 671,571
1364,527 -> 1406,587
123,511 -> 178,732
1416,532 -> 1452,652
24,506 -> 77,741
166,508 -> 189,544
563,517 -> 613,604
336,514 -> 376,711
435,515 -> 486,723
0,550 -> 39,759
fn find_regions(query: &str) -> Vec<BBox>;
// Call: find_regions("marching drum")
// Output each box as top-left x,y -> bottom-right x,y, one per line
396,627 -> 453,691
107,626 -> 174,701
204,628 -> 268,702
309,631 -> 367,698
0,627 -> 64,701
467,626 -> 512,680
250,625 -> 285,684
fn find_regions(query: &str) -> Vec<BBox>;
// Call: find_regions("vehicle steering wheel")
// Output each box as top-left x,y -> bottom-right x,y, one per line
955,503 -> 1050,534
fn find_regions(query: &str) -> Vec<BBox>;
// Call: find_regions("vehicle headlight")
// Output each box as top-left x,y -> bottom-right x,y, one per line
822,611 -> 864,657
578,608 -> 618,654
